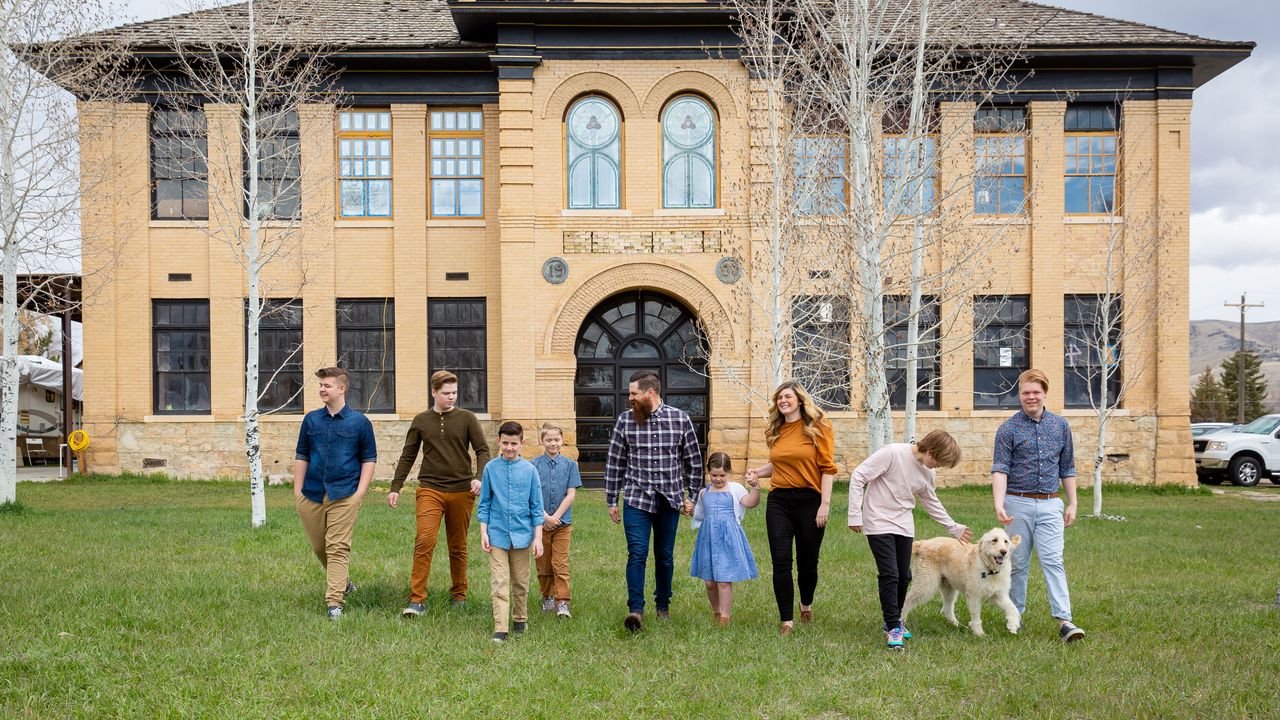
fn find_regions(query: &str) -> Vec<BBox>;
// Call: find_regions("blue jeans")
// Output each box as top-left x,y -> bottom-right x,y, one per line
1005,494 -> 1072,621
622,502 -> 681,614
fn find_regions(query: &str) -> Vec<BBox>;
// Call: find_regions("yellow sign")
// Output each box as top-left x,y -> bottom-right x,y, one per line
68,430 -> 90,452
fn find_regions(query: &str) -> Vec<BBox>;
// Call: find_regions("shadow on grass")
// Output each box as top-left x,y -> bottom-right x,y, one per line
0,500 -> 31,515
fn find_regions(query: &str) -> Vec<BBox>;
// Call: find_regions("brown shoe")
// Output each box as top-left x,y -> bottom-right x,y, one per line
656,609 -> 671,621
624,612 -> 643,632
719,615 -> 731,627
780,622 -> 794,636
799,607 -> 814,624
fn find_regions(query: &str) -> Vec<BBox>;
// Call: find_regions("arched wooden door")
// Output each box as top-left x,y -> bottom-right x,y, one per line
573,290 -> 709,485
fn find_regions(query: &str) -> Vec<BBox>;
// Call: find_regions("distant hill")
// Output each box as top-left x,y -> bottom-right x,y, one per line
1189,319 -> 1280,413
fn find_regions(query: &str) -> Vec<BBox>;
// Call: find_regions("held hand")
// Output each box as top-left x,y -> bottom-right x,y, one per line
387,491 -> 399,509
608,506 -> 621,524
470,479 -> 482,496
533,539 -> 544,559
957,525 -> 973,544
849,524 -> 863,534
815,503 -> 830,528
744,468 -> 758,485
481,531 -> 491,553
544,514 -> 560,531
996,506 -> 1014,526
1064,504 -> 1077,528
682,499 -> 695,517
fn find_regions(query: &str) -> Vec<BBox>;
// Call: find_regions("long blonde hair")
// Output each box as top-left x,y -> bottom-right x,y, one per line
765,381 -> 829,447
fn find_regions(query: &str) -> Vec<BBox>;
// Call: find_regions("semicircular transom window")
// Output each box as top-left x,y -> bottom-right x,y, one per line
566,96 -> 622,209
661,95 -> 716,209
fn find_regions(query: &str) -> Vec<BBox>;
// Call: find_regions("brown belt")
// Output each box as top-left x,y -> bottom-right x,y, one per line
1008,491 -> 1059,500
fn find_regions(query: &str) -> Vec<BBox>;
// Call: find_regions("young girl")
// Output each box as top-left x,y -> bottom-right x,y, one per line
690,452 -> 760,626
847,429 -> 972,650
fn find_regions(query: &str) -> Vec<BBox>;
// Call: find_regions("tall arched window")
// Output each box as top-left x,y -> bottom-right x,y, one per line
661,95 -> 716,208
566,96 -> 622,209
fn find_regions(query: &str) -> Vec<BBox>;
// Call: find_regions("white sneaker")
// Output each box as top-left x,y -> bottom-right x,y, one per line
541,597 -> 556,613
556,600 -> 571,618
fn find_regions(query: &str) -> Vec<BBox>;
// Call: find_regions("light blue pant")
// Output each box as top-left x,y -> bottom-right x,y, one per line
1004,495 -> 1072,622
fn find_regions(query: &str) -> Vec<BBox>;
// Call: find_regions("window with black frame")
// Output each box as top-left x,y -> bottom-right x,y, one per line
246,110 -> 300,220
884,295 -> 940,410
428,298 -> 488,412
792,295 -> 851,411
1064,294 -> 1122,408
973,296 -> 1029,409
336,299 -> 395,413
151,108 -> 208,220
153,300 -> 211,414
249,299 -> 303,413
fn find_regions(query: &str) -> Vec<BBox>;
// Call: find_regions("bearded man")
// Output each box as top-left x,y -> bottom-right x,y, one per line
604,369 -> 704,632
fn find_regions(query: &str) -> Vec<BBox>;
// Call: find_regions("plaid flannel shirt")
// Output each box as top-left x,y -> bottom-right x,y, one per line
605,403 -> 704,513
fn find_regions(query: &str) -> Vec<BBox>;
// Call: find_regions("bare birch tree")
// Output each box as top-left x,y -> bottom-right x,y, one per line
1,0 -> 129,505
155,0 -> 340,526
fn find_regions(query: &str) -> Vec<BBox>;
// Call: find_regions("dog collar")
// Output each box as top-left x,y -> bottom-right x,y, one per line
981,567 -> 1001,578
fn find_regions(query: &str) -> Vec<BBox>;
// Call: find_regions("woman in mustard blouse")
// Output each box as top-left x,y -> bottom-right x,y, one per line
744,381 -> 837,636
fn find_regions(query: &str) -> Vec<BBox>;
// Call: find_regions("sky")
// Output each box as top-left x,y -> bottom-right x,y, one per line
113,0 -> 1278,321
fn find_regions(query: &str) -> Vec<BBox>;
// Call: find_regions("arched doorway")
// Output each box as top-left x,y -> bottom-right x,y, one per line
574,290 -> 709,484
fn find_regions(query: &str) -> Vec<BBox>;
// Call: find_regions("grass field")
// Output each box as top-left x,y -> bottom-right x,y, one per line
1,478 -> 1278,719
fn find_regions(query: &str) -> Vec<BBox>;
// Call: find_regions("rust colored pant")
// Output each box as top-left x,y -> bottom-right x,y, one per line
296,493 -> 360,608
536,523 -> 574,601
410,487 -> 475,602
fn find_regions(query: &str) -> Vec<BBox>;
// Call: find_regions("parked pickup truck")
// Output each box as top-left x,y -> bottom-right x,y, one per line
1194,414 -> 1280,487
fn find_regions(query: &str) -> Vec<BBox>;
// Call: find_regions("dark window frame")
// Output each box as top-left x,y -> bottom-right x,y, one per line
884,295 -> 940,411
792,295 -> 852,411
428,297 -> 489,412
974,106 -> 1028,216
151,107 -> 209,220
153,300 -> 212,415
243,109 -> 301,221
336,298 -> 396,414
973,295 -> 1030,409
1064,294 -> 1123,409
247,298 -> 304,414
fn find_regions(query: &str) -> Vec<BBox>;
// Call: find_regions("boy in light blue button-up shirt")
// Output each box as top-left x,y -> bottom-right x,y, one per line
477,421 -> 544,642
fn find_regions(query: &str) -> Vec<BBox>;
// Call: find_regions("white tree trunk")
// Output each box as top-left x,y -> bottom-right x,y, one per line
243,0 -> 267,528
0,37 -> 18,505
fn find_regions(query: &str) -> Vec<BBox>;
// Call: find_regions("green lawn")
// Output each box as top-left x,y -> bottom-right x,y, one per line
1,478 -> 1277,719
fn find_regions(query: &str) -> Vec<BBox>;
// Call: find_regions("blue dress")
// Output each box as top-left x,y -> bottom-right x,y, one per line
690,490 -> 759,583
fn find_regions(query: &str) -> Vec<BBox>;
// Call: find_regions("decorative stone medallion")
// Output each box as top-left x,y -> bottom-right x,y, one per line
543,256 -> 569,284
715,256 -> 741,284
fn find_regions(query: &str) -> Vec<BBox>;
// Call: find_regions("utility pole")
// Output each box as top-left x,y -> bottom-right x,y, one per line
1224,294 -> 1264,423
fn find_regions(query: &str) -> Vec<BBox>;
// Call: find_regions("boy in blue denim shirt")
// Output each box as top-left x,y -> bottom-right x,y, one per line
532,423 -> 583,618
477,421 -> 544,642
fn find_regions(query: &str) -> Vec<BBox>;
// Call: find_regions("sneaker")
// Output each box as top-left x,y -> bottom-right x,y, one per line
491,632 -> 508,643
886,626 -> 905,650
327,606 -> 343,621
449,599 -> 466,610
513,621 -> 527,635
556,600 -> 571,618
343,580 -> 357,597
1059,621 -> 1085,643
541,597 -> 556,613
899,623 -> 912,640
401,602 -> 425,618
624,612 -> 644,632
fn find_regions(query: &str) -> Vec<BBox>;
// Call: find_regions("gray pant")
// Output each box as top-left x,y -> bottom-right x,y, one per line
1005,494 -> 1072,621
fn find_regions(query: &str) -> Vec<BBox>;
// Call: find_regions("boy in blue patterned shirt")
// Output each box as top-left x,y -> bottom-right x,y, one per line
532,423 -> 583,618
477,421 -> 544,643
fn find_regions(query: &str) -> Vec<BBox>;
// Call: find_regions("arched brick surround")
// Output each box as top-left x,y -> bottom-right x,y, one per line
547,261 -> 737,355
641,69 -> 740,119
542,71 -> 643,120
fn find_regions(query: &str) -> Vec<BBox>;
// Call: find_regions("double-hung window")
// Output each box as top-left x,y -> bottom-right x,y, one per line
336,299 -> 395,413
338,110 -> 392,217
250,299 -> 303,413
791,295 -> 851,411
1064,105 -> 1118,214
883,135 -> 937,214
428,298 -> 488,412
151,108 -> 208,220
153,300 -> 211,414
794,137 -> 847,215
430,109 -> 484,217
884,296 -> 940,410
1064,294 -> 1122,408
974,107 -> 1027,215
248,109 -> 301,220
973,296 -> 1030,409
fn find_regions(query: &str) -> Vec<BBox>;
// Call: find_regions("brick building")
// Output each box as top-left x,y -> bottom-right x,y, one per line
73,0 -> 1251,484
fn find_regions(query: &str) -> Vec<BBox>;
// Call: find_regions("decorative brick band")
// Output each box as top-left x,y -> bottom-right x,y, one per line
562,229 -> 722,254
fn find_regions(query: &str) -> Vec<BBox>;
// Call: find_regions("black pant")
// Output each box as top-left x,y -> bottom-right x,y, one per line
867,533 -> 913,630
765,488 -> 826,622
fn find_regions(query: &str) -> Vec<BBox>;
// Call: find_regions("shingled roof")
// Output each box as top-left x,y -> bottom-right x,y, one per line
85,0 -> 1250,52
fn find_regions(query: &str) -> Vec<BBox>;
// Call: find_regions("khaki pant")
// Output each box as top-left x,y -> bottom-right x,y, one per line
536,524 -> 574,601
296,493 -> 360,608
488,546 -> 532,634
410,487 -> 475,602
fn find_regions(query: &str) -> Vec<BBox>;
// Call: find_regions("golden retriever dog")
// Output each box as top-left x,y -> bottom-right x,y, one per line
900,527 -> 1023,636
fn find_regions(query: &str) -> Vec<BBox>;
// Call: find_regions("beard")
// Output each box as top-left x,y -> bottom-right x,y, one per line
631,398 -> 653,424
